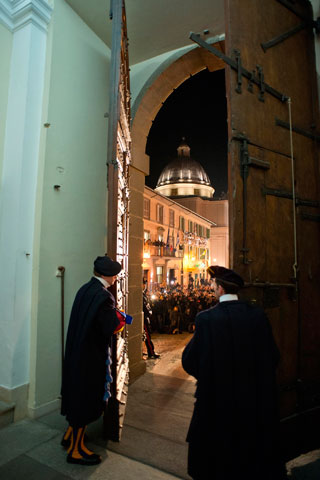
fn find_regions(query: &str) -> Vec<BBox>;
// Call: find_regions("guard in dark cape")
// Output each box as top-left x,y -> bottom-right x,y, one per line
61,255 -> 125,465
182,266 -> 286,480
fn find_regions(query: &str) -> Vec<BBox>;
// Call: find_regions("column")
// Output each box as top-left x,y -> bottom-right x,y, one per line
0,0 -> 52,390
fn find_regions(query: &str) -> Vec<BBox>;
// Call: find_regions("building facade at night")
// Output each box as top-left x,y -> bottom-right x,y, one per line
154,139 -> 229,269
143,186 -> 215,289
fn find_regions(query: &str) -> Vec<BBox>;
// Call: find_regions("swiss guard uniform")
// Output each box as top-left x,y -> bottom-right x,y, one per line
182,266 -> 285,480
61,255 -> 125,465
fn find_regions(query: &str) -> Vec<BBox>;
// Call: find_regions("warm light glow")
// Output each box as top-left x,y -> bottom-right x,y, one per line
151,294 -> 156,300
213,258 -> 217,262
143,251 -> 150,259
183,255 -> 189,268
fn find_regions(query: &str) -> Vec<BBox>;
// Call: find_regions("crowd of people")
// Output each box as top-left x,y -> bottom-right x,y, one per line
145,283 -> 217,334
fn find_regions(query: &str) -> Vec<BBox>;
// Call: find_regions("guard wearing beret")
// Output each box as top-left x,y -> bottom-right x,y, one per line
61,255 -> 125,465
182,266 -> 286,480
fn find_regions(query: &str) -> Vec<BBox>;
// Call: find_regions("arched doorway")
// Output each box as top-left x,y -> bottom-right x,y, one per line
128,42 -> 226,379
145,68 -> 229,280
131,41 -> 225,168
146,68 -> 227,199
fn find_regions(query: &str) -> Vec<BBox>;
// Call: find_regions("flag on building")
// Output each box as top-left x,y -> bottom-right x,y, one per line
166,228 -> 170,247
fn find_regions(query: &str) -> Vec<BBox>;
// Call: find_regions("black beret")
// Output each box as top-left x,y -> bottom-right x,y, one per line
207,265 -> 244,288
94,255 -> 122,276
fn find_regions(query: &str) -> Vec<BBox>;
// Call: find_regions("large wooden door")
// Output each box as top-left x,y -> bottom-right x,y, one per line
224,0 -> 320,459
103,0 -> 131,441
190,0 -> 320,459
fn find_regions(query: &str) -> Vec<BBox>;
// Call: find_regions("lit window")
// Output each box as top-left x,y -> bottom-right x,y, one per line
156,266 -> 163,283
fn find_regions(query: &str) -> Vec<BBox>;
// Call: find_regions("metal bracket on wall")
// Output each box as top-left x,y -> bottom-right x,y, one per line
256,65 -> 265,102
300,213 -> 320,222
245,281 -> 296,289
275,118 -> 320,142
234,49 -> 242,93
262,0 -> 320,50
189,33 -> 288,103
247,70 -> 255,93
261,21 -> 307,52
261,187 -> 320,208
239,137 -> 270,265
276,0 -> 320,33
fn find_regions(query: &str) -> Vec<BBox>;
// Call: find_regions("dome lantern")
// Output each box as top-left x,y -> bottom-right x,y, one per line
177,137 -> 191,157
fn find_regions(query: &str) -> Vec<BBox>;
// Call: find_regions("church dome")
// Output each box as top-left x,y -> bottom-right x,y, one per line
155,138 -> 214,199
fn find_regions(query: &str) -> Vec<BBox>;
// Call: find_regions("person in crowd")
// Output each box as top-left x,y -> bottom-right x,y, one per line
169,305 -> 181,334
147,283 -> 215,333
143,284 -> 160,359
182,265 -> 286,480
61,255 -> 125,465
188,273 -> 194,289
182,306 -> 193,332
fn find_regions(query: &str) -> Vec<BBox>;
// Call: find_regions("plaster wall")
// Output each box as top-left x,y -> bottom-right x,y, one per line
0,23 -> 12,182
0,0 -> 53,393
29,0 -> 111,412
175,197 -> 228,228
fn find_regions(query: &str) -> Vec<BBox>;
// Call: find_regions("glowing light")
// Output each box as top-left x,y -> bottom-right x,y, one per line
143,251 -> 150,259
151,294 -> 156,300
213,258 -> 217,262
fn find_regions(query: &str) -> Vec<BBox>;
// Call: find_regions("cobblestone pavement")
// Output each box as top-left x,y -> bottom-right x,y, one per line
144,332 -> 192,379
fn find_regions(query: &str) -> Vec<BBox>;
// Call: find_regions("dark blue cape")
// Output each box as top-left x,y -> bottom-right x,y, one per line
182,300 -> 283,480
61,277 -> 119,426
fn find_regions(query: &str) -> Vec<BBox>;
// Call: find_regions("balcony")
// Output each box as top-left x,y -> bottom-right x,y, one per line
144,246 -> 184,258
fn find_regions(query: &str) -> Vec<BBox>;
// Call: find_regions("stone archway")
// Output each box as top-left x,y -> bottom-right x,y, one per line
131,41 -> 225,173
127,42 -> 225,381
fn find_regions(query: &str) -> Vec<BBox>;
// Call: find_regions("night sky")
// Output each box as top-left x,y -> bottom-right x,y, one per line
145,68 -> 228,198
